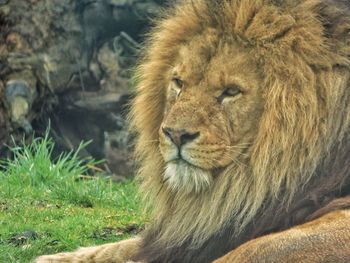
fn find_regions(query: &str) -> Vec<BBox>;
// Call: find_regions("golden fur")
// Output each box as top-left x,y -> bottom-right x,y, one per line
214,210 -> 350,262
130,0 -> 350,249
35,0 -> 350,262
34,238 -> 141,262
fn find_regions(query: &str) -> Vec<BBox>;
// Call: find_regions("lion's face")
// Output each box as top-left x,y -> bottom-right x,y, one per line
158,36 -> 264,193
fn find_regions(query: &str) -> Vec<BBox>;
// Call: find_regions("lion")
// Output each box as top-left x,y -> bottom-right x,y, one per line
35,0 -> 350,262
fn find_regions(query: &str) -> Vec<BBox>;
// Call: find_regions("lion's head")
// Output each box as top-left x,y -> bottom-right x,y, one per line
130,0 -> 350,258
159,33 -> 264,193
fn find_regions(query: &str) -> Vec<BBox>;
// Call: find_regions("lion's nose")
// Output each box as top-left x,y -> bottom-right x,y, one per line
162,127 -> 200,148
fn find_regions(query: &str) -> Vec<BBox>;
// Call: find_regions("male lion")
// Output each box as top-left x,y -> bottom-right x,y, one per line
35,0 -> 350,262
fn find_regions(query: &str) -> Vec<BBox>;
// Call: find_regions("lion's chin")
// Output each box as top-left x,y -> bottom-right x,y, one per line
164,160 -> 213,194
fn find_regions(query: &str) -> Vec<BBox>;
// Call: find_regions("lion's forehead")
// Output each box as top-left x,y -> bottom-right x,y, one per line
175,40 -> 261,92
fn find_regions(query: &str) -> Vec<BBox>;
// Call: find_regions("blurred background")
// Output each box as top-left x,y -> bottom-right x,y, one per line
0,0 -> 167,180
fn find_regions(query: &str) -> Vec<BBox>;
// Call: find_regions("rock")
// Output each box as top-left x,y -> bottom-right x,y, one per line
0,0 -> 164,177
9,230 -> 39,246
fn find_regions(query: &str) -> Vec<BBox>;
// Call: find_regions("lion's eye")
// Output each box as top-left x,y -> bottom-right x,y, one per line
217,86 -> 242,103
223,86 -> 241,96
172,78 -> 184,89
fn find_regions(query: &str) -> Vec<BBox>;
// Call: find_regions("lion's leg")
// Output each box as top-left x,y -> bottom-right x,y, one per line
214,210 -> 350,263
34,237 -> 140,263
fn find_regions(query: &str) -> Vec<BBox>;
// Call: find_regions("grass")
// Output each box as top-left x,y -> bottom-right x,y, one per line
0,136 -> 144,263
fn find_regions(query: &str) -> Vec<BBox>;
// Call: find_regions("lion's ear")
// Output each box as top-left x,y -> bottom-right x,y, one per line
317,1 -> 350,62
307,1 -> 350,66
318,1 -> 350,37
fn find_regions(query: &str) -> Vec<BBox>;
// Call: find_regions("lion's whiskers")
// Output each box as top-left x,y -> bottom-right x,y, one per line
222,152 -> 248,167
225,147 -> 249,157
143,139 -> 159,144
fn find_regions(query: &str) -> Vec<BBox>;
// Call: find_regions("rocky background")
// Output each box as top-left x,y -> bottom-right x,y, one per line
0,0 -> 165,180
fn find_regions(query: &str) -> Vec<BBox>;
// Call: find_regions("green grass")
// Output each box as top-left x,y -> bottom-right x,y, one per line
0,136 -> 144,263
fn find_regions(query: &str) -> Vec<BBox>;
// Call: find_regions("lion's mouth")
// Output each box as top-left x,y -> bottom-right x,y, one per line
163,159 -> 213,193
168,157 -> 203,170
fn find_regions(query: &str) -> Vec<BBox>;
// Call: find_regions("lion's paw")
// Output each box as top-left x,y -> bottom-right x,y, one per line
33,253 -> 77,263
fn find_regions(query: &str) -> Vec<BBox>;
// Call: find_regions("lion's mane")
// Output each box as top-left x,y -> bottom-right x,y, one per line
129,0 -> 350,262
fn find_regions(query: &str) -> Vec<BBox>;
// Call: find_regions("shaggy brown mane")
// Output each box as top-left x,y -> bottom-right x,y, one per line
129,0 -> 350,262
